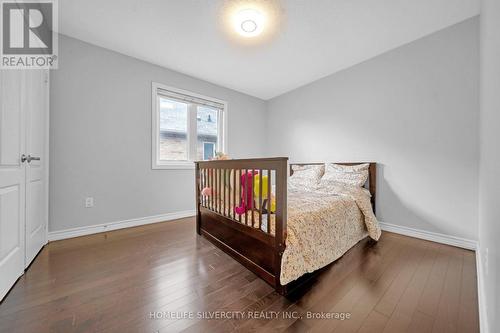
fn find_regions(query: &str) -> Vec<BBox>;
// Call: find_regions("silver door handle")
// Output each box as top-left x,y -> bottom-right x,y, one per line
26,155 -> 40,163
21,154 -> 27,163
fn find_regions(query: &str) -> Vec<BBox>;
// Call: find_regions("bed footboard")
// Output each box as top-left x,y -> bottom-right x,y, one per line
195,157 -> 288,294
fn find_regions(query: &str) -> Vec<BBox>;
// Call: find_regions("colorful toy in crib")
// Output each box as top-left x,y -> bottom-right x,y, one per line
210,152 -> 229,160
235,170 -> 256,215
252,174 -> 276,214
199,168 -> 276,216
234,171 -> 276,216
201,187 -> 213,197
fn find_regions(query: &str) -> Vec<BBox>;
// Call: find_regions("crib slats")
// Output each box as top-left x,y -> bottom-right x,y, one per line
226,168 -> 229,217
222,169 -> 225,215
218,168 -> 222,214
251,169 -> 255,228
213,168 -> 216,211
202,167 -> 275,235
258,170 -> 262,230
222,169 -> 229,216
221,169 -> 224,215
201,168 -> 204,207
238,169 -> 242,223
196,158 -> 290,263
212,168 -> 215,212
198,166 -> 282,236
232,169 -> 236,220
205,168 -> 208,208
214,168 -> 217,212
209,168 -> 213,210
214,169 -> 216,212
202,168 -> 205,207
267,169 -> 271,234
222,169 -> 224,215
244,169 -> 248,226
218,168 -> 221,214
222,168 -> 225,216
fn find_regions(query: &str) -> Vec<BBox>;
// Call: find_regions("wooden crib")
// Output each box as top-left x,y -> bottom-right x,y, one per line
194,157 -> 376,296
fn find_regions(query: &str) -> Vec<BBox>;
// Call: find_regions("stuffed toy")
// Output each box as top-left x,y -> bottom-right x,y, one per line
210,152 -> 229,160
235,170 -> 257,215
201,169 -> 216,197
201,187 -> 213,197
253,174 -> 276,213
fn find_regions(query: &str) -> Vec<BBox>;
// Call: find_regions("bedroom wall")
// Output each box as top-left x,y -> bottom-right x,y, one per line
478,0 -> 500,331
266,18 -> 479,241
49,35 -> 267,232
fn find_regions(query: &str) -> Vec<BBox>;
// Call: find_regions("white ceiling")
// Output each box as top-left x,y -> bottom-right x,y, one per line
59,0 -> 479,100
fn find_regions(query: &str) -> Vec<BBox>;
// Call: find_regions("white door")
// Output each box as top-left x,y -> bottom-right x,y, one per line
0,69 -> 48,300
24,69 -> 48,267
0,70 -> 26,300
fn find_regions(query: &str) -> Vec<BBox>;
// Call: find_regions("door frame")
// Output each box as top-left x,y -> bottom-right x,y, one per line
43,70 -> 49,247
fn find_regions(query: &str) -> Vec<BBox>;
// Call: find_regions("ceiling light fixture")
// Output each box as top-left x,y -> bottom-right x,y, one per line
234,9 -> 264,37
241,19 -> 257,33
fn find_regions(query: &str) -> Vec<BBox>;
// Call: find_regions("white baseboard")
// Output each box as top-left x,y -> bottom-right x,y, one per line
48,210 -> 196,241
379,221 -> 477,250
476,246 -> 489,333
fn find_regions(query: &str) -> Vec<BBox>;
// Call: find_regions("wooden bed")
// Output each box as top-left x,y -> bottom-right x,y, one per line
194,157 -> 376,296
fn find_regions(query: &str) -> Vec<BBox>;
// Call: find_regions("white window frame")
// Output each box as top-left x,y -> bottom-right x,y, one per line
151,82 -> 228,170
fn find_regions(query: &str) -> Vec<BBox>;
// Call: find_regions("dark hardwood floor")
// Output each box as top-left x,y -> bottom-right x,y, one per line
0,217 -> 479,333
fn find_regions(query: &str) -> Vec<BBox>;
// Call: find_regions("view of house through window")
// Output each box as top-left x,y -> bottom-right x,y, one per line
197,106 -> 218,160
153,83 -> 225,168
159,97 -> 189,161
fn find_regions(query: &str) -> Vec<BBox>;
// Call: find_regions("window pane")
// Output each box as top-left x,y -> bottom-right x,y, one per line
159,97 -> 188,161
197,106 -> 219,160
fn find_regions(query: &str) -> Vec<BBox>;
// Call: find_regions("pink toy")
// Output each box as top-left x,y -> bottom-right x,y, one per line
201,187 -> 212,196
235,170 -> 258,215
201,169 -> 217,197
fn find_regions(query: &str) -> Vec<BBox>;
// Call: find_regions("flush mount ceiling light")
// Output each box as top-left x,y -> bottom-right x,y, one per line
221,1 -> 282,43
234,9 -> 265,37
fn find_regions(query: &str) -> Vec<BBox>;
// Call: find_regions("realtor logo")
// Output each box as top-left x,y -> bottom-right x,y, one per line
1,0 -> 58,68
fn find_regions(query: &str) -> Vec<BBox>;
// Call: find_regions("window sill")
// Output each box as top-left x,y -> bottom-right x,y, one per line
153,161 -> 195,170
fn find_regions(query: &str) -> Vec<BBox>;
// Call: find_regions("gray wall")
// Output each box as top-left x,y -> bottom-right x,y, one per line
51,20 -> 481,242
49,35 -> 267,232
479,0 -> 500,331
266,18 -> 479,241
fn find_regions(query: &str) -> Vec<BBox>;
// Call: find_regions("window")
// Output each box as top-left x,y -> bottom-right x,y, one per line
203,142 -> 215,160
152,82 -> 226,169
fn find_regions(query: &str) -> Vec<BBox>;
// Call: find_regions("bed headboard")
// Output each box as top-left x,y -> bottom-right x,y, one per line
289,162 -> 376,215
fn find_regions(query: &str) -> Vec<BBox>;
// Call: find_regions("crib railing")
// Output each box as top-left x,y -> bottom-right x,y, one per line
195,157 -> 288,252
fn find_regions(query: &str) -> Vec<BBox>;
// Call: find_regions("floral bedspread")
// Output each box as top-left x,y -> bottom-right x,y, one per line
280,182 -> 381,284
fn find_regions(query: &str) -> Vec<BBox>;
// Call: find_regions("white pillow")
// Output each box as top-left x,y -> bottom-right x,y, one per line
289,164 -> 325,189
321,163 -> 369,187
